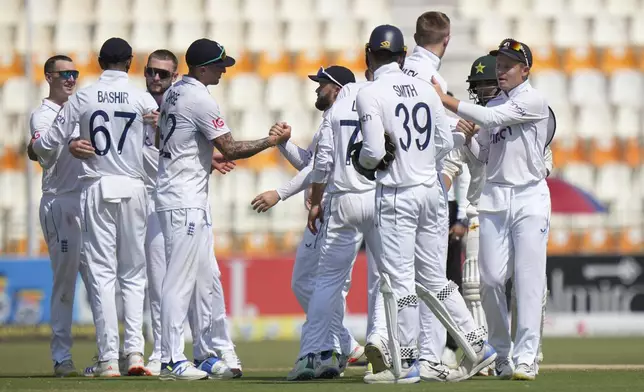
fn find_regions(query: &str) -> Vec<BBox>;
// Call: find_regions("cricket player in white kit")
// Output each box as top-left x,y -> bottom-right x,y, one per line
155,38 -> 291,381
400,12 -> 464,374
140,49 -> 242,378
433,39 -> 551,381
355,25 -> 497,384
27,56 -> 85,378
32,38 -> 157,377
290,80 -> 386,381
252,67 -> 364,377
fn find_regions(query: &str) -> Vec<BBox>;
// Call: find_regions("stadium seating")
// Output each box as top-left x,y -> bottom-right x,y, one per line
0,0 -> 642,256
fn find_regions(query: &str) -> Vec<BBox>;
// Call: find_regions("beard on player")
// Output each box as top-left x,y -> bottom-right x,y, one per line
314,82 -> 340,111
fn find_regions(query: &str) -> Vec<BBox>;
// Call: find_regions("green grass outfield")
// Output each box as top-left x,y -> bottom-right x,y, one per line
1,338 -> 644,391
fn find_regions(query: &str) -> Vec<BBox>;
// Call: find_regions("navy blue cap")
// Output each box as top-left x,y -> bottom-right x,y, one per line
99,37 -> 133,63
186,39 -> 236,68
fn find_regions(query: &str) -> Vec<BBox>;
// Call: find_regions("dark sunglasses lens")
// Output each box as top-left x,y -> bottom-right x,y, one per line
146,67 -> 171,79
60,71 -> 79,79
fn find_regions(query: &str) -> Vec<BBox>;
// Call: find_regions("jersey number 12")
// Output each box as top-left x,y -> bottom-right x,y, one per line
159,111 -> 177,159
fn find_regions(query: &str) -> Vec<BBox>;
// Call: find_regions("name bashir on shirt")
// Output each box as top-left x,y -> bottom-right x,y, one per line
393,84 -> 418,98
98,91 -> 129,104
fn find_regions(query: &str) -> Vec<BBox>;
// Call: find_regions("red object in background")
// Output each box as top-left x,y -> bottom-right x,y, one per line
546,177 -> 607,214
217,254 -> 369,316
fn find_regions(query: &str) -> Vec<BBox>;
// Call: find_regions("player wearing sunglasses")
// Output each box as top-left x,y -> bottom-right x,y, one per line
140,49 -> 242,378
433,39 -> 552,381
27,55 -> 85,378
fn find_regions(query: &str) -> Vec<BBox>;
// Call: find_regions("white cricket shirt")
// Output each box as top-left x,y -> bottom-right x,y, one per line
155,75 -> 231,212
33,70 -> 157,181
403,46 -> 469,209
29,99 -> 83,195
459,80 -> 550,187
357,62 -> 454,188
312,82 -> 375,194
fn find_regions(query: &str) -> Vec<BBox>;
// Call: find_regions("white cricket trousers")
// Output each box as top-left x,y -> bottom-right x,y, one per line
375,183 -> 477,362
147,201 -> 235,362
145,194 -> 166,362
158,207 -> 210,363
39,192 -> 87,364
479,180 -> 550,366
299,190 -> 385,356
81,178 -> 148,362
292,224 -> 359,358
418,177 -> 449,363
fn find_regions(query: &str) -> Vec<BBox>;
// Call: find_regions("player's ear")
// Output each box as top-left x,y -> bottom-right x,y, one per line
44,72 -> 53,84
413,32 -> 420,45
125,57 -> 133,73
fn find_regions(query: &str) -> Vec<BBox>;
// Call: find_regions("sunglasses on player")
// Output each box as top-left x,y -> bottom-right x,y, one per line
193,46 -> 228,67
315,66 -> 343,88
50,70 -> 79,80
499,39 -> 530,67
144,67 -> 174,79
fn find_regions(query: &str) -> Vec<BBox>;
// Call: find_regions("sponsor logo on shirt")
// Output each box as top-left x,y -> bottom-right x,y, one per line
212,117 -> 225,129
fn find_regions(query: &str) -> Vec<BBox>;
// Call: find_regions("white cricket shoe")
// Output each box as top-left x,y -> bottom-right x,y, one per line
195,356 -> 234,380
219,349 -> 243,378
495,357 -> 514,380
84,359 -> 121,377
512,363 -> 536,381
363,361 -> 420,384
159,360 -> 208,381
146,359 -> 162,376
54,360 -> 78,377
125,353 -> 150,376
314,351 -> 341,379
441,347 -> 459,369
418,359 -> 461,382
452,341 -> 497,381
363,335 -> 391,375
286,353 -> 316,381
346,344 -> 365,365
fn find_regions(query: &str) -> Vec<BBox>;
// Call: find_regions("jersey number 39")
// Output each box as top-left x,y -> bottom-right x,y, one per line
395,102 -> 431,152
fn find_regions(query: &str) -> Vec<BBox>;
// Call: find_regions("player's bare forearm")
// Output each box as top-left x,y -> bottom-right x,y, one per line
310,182 -> 325,206
214,133 -> 275,161
442,174 -> 452,192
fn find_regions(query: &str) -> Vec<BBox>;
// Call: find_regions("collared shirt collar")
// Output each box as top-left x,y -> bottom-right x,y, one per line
373,62 -> 402,80
181,75 -> 209,91
42,98 -> 61,112
99,69 -> 129,82
412,46 -> 441,71
503,79 -> 531,99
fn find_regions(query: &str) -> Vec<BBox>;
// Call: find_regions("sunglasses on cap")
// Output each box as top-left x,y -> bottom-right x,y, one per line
145,67 -> 174,79
194,46 -> 228,67
499,39 -> 530,67
315,66 -> 343,88
50,70 -> 79,80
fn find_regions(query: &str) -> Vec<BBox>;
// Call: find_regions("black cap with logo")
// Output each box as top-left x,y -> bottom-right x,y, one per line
490,38 -> 533,68
99,37 -> 133,63
186,38 -> 236,68
308,65 -> 356,87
